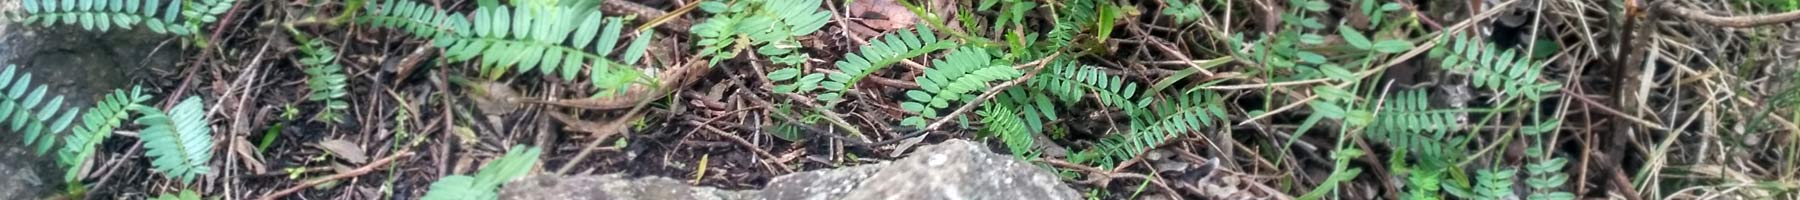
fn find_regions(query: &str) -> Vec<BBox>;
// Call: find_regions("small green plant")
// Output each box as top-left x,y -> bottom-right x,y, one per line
1161,0 -> 1204,24
132,96 -> 214,184
977,102 -> 1033,156
0,65 -> 81,155
1069,91 -> 1226,168
296,38 -> 350,123
59,86 -> 151,182
690,0 -> 831,65
361,0 -> 655,96
898,47 -> 1023,128
151,189 -> 202,200
1429,35 -> 1561,101
769,26 -> 956,103
422,145 -> 542,200
1368,90 -> 1467,160
19,0 -> 239,48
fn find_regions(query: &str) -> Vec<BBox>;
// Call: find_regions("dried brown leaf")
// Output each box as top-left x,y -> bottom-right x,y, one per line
314,139 -> 369,164
467,80 -> 521,115
849,0 -> 918,31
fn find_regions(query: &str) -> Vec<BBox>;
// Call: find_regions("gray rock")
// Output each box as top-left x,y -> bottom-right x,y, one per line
837,139 -> 1078,200
500,174 -> 759,200
501,139 -> 1077,200
760,163 -> 887,200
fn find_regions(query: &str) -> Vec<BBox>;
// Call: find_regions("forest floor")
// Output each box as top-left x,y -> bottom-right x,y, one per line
10,0 -> 1800,199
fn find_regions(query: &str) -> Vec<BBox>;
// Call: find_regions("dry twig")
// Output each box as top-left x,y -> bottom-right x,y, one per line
256,152 -> 413,200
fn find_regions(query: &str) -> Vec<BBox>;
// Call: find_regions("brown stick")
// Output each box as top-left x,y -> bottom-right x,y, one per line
1659,2 -> 1800,28
256,152 -> 413,200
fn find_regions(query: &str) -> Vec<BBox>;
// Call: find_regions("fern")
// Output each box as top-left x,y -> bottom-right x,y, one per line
986,61 -> 1141,135
1403,168 -> 1445,200
361,0 -> 656,96
1031,62 -> 1140,110
1072,92 -> 1226,168
1429,35 -> 1562,101
58,86 -> 150,182
770,26 -> 955,103
1045,0 -> 1098,47
19,0 -> 237,35
1161,0 -> 1204,24
298,39 -> 350,123
131,96 -> 213,184
898,47 -> 1023,128
690,0 -> 831,65
1368,89 -> 1464,159
0,65 -> 82,155
977,103 -> 1033,156
1524,157 -> 1574,200
1473,168 -> 1516,200
151,189 -> 201,200
422,145 -> 542,200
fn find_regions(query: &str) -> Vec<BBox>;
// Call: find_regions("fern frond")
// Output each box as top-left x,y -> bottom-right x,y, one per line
21,0 -> 236,35
1073,92 -> 1225,167
898,47 -> 1022,128
1429,35 -> 1561,101
992,87 -> 1056,133
1525,157 -> 1574,200
131,96 -> 213,184
690,0 -> 829,65
359,0 -> 466,40
1045,0 -> 1097,46
1474,168 -> 1516,200
361,0 -> 656,96
1404,168 -> 1445,200
58,86 -> 150,182
1031,61 -> 1139,109
20,0 -> 185,34
1367,89 -> 1462,159
977,103 -> 1033,156
422,145 -> 542,200
151,189 -> 201,200
299,39 -> 350,123
772,26 -> 955,103
985,61 -> 1140,135
0,65 -> 81,155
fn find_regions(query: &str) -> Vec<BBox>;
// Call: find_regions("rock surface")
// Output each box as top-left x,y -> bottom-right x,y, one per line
501,139 -> 1079,200
500,174 -> 759,200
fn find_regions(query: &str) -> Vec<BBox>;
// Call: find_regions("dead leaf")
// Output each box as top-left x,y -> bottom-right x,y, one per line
466,79 -> 521,115
451,126 -> 481,146
849,0 -> 918,31
546,112 -> 628,142
233,137 -> 267,174
314,139 -> 369,164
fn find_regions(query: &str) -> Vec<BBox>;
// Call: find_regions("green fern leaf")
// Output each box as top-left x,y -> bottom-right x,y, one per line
132,96 -> 213,184
1431,35 -> 1561,101
690,0 -> 829,66
977,103 -> 1034,156
298,39 -> 351,123
774,26 -> 953,104
1367,89 -> 1461,158
58,86 -> 150,182
899,47 -> 1022,128
21,0 -> 234,35
422,145 -> 542,200
0,65 -> 82,155
151,189 -> 201,200
1073,92 -> 1225,168
363,0 -> 654,96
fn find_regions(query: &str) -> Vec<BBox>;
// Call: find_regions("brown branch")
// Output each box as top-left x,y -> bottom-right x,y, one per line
1659,2 -> 1800,28
256,152 -> 413,200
